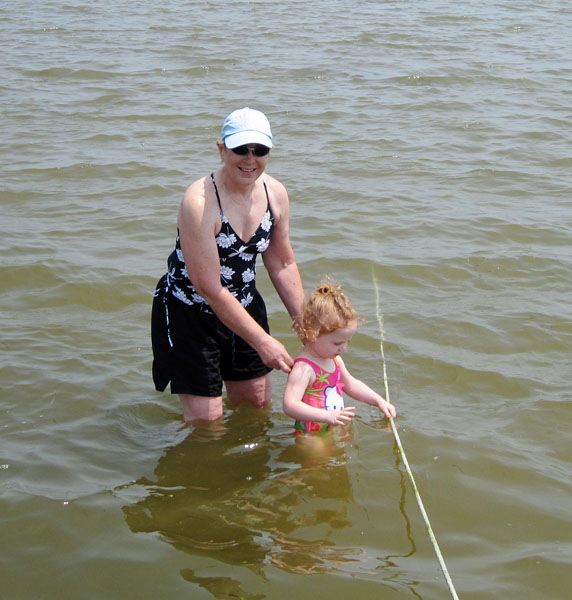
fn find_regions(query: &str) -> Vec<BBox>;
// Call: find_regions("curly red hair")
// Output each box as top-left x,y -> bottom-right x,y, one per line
293,279 -> 361,343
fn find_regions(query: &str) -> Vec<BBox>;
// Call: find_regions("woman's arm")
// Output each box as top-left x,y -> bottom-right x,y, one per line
337,357 -> 396,418
262,177 -> 305,319
283,362 -> 356,426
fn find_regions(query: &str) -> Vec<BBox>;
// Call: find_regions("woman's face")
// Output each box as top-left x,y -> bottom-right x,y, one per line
218,141 -> 270,182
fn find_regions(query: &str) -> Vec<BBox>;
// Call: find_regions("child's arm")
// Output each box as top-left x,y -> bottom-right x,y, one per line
283,361 -> 356,427
337,357 -> 396,419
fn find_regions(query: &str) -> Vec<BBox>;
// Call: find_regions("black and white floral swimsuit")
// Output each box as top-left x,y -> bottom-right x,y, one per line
155,173 -> 274,342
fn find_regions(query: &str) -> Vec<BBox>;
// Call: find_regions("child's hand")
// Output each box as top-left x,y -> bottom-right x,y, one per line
378,399 -> 396,419
329,406 -> 356,427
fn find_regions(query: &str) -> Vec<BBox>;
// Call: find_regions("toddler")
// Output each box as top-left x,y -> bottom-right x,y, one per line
283,280 -> 396,433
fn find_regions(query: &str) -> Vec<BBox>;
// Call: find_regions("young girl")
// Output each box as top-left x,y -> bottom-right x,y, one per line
283,280 -> 396,434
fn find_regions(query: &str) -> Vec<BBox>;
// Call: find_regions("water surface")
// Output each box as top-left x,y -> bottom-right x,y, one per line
1,1 -> 571,598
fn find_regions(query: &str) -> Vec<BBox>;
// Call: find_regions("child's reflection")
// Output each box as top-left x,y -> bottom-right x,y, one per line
121,405 -> 357,597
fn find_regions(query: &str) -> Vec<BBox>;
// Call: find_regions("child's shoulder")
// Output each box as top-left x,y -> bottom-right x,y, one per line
289,357 -> 318,385
293,356 -> 322,373
293,356 -> 317,370
295,355 -> 337,373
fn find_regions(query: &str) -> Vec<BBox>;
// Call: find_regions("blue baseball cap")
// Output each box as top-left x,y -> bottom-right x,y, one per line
221,107 -> 273,149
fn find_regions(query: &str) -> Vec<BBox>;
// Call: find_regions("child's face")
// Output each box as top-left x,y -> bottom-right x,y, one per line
310,322 -> 358,359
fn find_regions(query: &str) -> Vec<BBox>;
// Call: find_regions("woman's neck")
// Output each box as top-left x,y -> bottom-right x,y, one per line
215,166 -> 260,201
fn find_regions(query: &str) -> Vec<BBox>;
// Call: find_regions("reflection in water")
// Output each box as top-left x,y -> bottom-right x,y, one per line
389,442 -> 416,560
121,409 -> 423,598
363,419 -> 423,600
378,441 -> 423,600
121,407 -> 357,598
180,569 -> 265,600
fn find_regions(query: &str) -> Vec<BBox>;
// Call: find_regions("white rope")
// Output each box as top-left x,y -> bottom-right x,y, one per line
373,276 -> 460,600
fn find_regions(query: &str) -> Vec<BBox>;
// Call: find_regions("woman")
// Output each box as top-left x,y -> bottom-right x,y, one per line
152,107 -> 305,422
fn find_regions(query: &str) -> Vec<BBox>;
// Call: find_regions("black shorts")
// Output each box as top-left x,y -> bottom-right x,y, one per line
151,276 -> 272,397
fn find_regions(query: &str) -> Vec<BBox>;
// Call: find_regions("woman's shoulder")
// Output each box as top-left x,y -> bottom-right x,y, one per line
183,175 -> 210,201
181,176 -> 218,212
262,174 -> 289,222
263,174 -> 288,200
178,176 -> 218,226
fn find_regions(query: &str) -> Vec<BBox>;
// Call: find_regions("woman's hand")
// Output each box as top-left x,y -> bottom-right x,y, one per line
255,334 -> 294,373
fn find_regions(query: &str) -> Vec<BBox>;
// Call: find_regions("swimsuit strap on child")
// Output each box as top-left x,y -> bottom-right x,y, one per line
293,357 -> 341,384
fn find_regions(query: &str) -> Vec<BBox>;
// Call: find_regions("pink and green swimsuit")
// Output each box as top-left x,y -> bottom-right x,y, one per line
293,357 -> 345,434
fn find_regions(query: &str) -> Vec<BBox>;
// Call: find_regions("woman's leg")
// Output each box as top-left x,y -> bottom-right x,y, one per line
179,394 -> 224,422
225,372 -> 273,408
180,373 -> 272,421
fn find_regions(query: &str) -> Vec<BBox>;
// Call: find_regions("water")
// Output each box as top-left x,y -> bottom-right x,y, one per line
1,1 -> 571,598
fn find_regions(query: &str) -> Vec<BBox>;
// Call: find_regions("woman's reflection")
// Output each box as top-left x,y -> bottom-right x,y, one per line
121,405 -> 357,597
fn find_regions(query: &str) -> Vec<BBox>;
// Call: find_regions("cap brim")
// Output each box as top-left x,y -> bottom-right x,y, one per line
224,131 -> 272,149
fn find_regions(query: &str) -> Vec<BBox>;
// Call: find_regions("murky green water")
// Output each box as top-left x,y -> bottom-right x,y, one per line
2,1 -> 571,598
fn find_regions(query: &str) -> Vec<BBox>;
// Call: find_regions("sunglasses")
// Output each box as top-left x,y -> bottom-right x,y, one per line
229,145 -> 270,157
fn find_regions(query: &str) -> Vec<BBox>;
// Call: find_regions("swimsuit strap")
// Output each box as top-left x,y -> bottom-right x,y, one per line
210,172 -> 223,214
262,180 -> 269,209
294,356 -> 340,381
294,357 -> 321,374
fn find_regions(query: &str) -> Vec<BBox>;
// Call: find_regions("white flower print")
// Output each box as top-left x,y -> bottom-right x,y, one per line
241,292 -> 253,307
221,265 -> 235,281
217,232 -> 237,249
260,211 -> 271,232
256,237 -> 270,252
242,268 -> 255,283
172,286 -> 193,305
191,292 -> 206,304
229,245 -> 254,262
233,244 -> 247,255
176,248 -> 184,262
166,266 -> 176,284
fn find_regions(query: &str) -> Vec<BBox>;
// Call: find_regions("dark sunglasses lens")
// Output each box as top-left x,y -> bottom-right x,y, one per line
231,145 -> 270,157
232,146 -> 249,155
